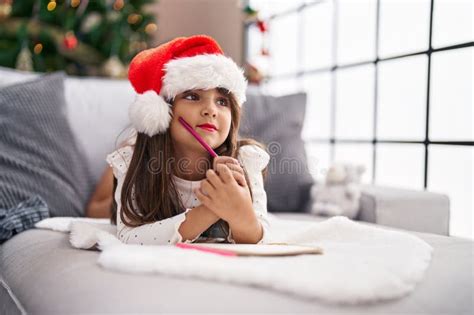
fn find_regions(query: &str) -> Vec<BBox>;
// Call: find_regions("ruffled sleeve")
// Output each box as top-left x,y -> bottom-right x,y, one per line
226,144 -> 272,244
124,128 -> 137,146
105,146 -> 134,179
237,144 -> 270,172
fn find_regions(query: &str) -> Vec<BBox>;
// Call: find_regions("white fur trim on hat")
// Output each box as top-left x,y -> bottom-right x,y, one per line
160,54 -> 248,105
128,90 -> 172,137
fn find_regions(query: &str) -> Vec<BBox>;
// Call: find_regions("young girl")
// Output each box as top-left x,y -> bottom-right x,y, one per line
105,35 -> 271,245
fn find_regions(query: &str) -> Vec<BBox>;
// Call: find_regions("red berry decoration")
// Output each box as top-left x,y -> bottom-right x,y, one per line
257,19 -> 268,33
63,31 -> 78,50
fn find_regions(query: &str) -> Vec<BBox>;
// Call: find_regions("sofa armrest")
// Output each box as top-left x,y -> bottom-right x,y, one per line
357,185 -> 450,236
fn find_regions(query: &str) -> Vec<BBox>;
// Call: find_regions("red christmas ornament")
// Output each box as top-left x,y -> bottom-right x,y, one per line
63,31 -> 78,50
257,19 -> 268,33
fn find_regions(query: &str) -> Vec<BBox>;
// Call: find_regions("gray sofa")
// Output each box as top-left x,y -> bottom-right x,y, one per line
358,185 -> 450,236
2,213 -> 471,314
1,68 -> 472,314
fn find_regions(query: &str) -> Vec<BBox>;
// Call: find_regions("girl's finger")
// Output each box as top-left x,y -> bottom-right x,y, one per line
206,169 -> 223,188
232,171 -> 247,187
225,162 -> 244,174
194,187 -> 212,206
217,163 -> 233,184
213,156 -> 239,171
200,179 -> 215,196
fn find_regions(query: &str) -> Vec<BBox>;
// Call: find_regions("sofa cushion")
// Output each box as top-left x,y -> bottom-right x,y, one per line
0,72 -> 93,217
0,66 -> 135,184
63,77 -> 134,183
239,91 -> 314,212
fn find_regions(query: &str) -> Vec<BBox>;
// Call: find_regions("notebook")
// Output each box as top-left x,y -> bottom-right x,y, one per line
175,242 -> 324,257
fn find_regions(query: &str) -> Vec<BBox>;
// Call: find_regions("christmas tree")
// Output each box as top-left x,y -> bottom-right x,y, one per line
0,0 -> 157,77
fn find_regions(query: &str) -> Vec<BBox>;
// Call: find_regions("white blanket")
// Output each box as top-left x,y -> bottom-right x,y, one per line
35,215 -> 433,305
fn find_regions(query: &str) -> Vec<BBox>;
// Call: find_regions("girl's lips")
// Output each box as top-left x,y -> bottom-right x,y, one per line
198,126 -> 217,132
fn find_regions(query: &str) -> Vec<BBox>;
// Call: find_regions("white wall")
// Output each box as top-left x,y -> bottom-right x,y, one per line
153,0 -> 244,65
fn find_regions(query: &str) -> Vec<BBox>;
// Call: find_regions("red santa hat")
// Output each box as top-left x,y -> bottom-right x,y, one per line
128,35 -> 248,137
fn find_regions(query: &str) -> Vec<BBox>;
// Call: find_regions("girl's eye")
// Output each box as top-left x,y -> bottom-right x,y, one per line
184,93 -> 198,101
217,98 -> 229,106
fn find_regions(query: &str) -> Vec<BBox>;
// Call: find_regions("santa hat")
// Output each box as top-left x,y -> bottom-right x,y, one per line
128,35 -> 248,137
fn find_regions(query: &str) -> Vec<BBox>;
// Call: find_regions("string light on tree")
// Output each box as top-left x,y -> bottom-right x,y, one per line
47,0 -> 56,12
127,13 -> 142,25
0,0 -> 12,20
71,0 -> 81,8
145,22 -> 157,35
113,0 -> 124,11
33,43 -> 43,54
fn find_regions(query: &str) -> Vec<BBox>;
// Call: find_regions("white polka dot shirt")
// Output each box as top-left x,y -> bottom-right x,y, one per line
105,143 -> 271,246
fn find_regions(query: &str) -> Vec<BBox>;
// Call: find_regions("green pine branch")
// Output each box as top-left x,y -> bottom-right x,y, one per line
0,17 -> 104,66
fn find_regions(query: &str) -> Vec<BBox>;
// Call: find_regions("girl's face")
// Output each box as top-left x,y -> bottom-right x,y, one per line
170,88 -> 232,155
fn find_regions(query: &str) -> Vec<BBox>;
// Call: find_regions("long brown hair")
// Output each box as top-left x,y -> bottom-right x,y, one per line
111,88 -> 268,228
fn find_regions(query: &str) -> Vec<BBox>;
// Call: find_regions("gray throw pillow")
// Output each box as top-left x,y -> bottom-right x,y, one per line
0,72 -> 93,217
239,91 -> 314,213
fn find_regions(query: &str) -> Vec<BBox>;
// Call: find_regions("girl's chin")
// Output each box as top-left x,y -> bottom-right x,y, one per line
189,140 -> 218,152
197,130 -> 220,141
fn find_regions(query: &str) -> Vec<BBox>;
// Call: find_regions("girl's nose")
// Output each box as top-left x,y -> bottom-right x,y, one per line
201,100 -> 218,117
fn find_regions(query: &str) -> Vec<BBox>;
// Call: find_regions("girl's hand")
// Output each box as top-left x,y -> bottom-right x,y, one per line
213,156 -> 246,186
195,164 -> 254,225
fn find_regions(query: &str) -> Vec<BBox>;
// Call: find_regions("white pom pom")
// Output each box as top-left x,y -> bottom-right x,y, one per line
128,90 -> 172,137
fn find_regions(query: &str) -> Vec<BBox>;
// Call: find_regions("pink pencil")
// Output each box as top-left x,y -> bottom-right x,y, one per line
178,117 -> 218,157
175,242 -> 237,257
